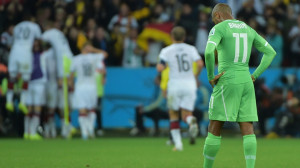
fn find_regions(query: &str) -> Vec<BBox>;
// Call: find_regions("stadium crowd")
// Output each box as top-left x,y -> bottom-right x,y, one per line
0,0 -> 300,139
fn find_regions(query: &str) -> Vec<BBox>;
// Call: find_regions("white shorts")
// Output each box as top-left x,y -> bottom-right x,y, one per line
8,49 -> 32,80
46,81 -> 58,108
27,81 -> 46,106
167,81 -> 197,111
72,84 -> 97,110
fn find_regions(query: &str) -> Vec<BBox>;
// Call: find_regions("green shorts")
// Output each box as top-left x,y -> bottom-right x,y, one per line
208,81 -> 258,122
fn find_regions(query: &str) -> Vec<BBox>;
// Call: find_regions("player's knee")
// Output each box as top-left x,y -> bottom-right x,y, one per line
239,122 -> 254,135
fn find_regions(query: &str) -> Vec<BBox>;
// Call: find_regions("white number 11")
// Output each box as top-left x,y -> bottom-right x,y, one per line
233,33 -> 248,63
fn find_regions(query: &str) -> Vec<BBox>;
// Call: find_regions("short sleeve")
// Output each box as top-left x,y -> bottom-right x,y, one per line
158,48 -> 167,62
191,47 -> 201,61
207,25 -> 223,47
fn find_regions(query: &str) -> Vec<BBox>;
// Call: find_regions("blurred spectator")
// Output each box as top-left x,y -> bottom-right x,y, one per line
67,27 -> 81,55
54,7 -> 67,30
1,24 -> 14,49
108,3 -> 138,34
164,0 -> 182,21
248,18 -> 262,66
66,0 -> 89,28
4,0 -> 23,25
86,18 -> 97,41
108,24 -> 124,66
122,28 -> 143,68
237,0 -> 257,23
92,27 -> 109,52
151,3 -> 170,23
195,7 -> 211,56
106,0 -> 121,21
288,14 -> 300,66
266,97 -> 300,138
281,5 -> 297,66
177,3 -> 197,44
0,24 -> 14,66
87,0 -> 109,27
258,87 -> 284,136
266,18 -> 283,68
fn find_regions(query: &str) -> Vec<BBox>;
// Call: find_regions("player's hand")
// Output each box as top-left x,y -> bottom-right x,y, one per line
209,72 -> 225,88
251,75 -> 255,82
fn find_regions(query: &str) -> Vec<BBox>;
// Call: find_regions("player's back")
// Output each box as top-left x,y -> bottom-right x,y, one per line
11,21 -> 41,51
71,53 -> 104,86
159,43 -> 200,84
43,49 -> 56,82
42,29 -> 73,56
211,20 -> 257,84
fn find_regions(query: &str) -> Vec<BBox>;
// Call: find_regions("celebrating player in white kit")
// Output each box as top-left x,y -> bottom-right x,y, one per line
156,26 -> 204,151
41,21 -> 74,138
43,47 -> 58,138
70,43 -> 107,139
25,41 -> 47,140
6,17 -> 42,114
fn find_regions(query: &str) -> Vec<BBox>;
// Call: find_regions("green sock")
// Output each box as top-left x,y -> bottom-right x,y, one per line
243,134 -> 257,168
203,132 -> 221,168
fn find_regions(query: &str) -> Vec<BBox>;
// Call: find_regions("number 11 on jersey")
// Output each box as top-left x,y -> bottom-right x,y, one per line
233,33 -> 248,63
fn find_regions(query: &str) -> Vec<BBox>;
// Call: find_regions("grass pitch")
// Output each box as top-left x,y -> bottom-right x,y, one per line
0,137 -> 299,168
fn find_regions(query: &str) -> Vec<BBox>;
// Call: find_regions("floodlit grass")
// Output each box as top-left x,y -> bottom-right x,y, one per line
0,137 -> 299,168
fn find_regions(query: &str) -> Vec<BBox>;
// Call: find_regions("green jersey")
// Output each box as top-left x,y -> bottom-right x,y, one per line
205,19 -> 276,84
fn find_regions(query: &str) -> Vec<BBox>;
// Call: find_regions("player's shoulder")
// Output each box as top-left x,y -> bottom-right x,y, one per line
161,45 -> 172,52
181,43 -> 197,50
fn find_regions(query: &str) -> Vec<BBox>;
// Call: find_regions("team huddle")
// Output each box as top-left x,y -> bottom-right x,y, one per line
6,19 -> 107,140
6,3 -> 275,168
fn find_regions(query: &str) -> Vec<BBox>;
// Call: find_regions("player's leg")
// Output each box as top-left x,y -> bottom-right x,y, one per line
169,109 -> 182,151
203,120 -> 224,168
6,53 -> 18,112
96,97 -> 104,136
239,122 -> 256,168
87,109 -> 96,138
24,83 -> 34,139
78,109 -> 89,140
18,53 -> 33,114
29,83 -> 45,140
130,105 -> 145,135
167,88 -> 182,151
45,82 -> 58,138
29,106 -> 43,140
58,79 -> 72,138
238,82 -> 258,168
48,108 -> 57,138
181,109 -> 198,144
180,88 -> 198,144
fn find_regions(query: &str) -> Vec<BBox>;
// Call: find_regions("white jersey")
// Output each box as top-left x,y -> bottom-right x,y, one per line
42,28 -> 73,59
11,21 -> 41,51
43,48 -> 57,82
71,53 -> 104,87
159,43 -> 201,82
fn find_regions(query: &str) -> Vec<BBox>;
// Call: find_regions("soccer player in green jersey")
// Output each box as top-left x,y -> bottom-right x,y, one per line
203,3 -> 276,168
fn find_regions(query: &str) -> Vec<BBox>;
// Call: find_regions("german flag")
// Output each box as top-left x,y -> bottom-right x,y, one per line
137,22 -> 174,51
